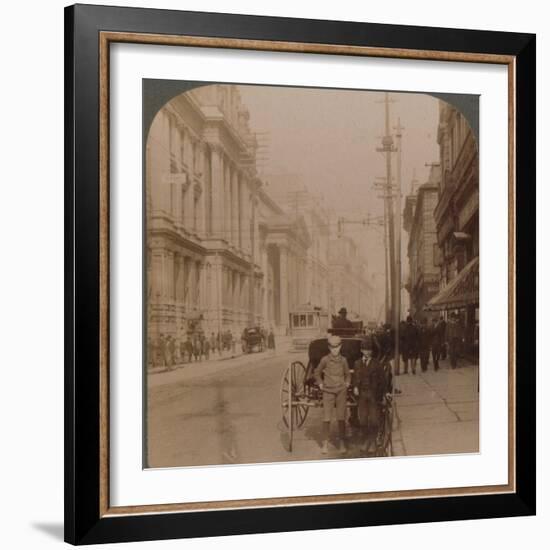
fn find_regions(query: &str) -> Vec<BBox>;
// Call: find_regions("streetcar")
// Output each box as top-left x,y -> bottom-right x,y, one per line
288,305 -> 329,352
280,327 -> 394,456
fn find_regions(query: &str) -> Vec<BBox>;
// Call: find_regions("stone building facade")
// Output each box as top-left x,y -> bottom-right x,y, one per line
403,166 -> 441,320
146,85 -> 261,342
146,85 -> 316,344
434,101 -> 479,287
431,100 -> 480,347
264,175 -> 331,313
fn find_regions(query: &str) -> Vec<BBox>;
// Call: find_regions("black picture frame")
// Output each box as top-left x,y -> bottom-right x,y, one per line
65,3 -> 535,545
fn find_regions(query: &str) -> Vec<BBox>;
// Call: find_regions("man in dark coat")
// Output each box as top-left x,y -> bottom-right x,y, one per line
418,317 -> 432,372
396,320 -> 407,376
402,316 -> 418,375
267,327 -> 275,350
353,336 -> 386,454
447,312 -> 465,368
184,335 -> 193,363
209,332 -> 217,355
202,335 -> 210,360
431,317 -> 443,371
438,316 -> 447,360
166,335 -> 176,371
193,335 -> 201,362
332,307 -> 354,335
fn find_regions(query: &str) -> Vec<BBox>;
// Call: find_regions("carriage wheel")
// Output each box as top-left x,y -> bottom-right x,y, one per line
281,361 -> 309,429
280,362 -> 309,452
375,401 -> 394,457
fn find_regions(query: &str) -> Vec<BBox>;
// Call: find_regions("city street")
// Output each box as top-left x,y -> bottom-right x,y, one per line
147,351 -> 479,467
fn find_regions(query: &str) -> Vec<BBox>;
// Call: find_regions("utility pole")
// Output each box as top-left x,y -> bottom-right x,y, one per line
376,93 -> 397,325
372,178 -> 392,324
383,202 -> 390,324
394,118 -> 404,374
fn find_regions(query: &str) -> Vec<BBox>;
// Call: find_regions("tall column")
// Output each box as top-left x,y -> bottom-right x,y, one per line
261,247 -> 269,323
195,261 -> 202,311
209,145 -> 224,238
196,185 -> 204,235
232,270 -> 238,327
174,253 -> 183,302
197,262 -> 206,311
212,258 -> 223,331
149,248 -> 163,302
184,179 -> 194,233
197,146 -> 206,235
279,245 -> 289,332
186,259 -> 194,311
171,178 -> 182,226
224,266 -> 230,311
254,192 -> 260,261
183,256 -> 191,311
243,180 -> 251,254
242,272 -> 247,325
237,174 -> 244,251
231,168 -> 238,247
224,158 -> 231,243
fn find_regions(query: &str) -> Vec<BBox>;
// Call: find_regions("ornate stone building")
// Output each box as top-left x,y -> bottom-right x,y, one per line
146,85 -> 315,343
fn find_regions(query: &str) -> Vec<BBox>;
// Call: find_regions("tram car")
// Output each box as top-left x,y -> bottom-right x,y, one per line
288,305 -> 329,351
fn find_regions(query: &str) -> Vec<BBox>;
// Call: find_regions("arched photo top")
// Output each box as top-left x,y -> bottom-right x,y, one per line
143,80 -> 479,151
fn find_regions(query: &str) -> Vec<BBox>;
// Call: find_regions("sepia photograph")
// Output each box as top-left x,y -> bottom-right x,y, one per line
144,81 -> 479,469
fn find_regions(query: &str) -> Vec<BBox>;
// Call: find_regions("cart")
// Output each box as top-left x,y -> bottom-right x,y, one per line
280,335 -> 394,456
241,327 -> 265,354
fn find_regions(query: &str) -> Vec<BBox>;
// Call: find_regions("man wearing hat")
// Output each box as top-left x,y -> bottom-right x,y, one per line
314,334 -> 351,454
353,336 -> 386,453
446,312 -> 465,369
332,307 -> 354,332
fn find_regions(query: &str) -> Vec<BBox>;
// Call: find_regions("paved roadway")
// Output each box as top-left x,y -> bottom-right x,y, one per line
147,349 -> 357,467
146,351 -> 479,468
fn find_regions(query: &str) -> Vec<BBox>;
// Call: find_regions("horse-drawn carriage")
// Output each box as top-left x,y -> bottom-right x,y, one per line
280,328 -> 394,456
241,326 -> 265,354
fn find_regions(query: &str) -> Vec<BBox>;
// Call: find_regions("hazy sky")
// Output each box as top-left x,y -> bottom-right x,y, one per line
238,84 -> 440,282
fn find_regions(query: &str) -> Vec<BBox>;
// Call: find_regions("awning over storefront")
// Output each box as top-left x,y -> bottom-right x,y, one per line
425,257 -> 479,311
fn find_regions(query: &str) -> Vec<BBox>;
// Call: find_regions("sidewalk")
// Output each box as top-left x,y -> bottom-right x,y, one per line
392,357 -> 479,457
147,336 -> 292,389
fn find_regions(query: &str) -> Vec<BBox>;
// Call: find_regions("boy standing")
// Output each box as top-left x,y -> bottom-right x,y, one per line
314,334 -> 351,454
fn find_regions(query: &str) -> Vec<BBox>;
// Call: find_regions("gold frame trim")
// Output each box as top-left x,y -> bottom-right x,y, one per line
98,31 -> 516,518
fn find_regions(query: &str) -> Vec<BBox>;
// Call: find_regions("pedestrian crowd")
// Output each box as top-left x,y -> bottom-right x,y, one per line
148,326 -> 276,371
373,312 -> 469,376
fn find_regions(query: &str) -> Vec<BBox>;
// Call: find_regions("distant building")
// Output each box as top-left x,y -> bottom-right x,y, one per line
328,236 -> 374,322
265,174 -> 330,312
403,167 -> 441,320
